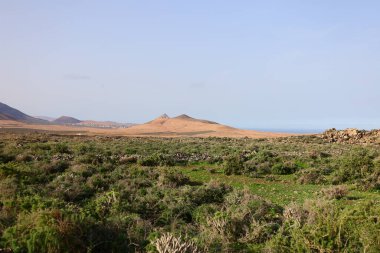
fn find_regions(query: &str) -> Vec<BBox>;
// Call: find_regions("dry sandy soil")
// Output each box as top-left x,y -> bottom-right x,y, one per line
0,116 -> 294,138
121,115 -> 292,138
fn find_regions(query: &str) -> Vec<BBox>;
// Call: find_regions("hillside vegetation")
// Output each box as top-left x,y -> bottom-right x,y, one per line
0,132 -> 379,252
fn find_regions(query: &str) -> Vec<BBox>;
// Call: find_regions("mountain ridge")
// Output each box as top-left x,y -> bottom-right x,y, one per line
0,102 -> 48,124
0,103 -> 293,138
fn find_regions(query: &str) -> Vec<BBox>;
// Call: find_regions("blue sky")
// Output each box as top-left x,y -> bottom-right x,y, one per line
1,1 -> 379,130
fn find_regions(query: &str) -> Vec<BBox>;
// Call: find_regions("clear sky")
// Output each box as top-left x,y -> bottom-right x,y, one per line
1,1 -> 379,130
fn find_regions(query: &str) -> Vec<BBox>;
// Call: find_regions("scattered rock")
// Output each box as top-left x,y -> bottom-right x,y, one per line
320,128 -> 380,144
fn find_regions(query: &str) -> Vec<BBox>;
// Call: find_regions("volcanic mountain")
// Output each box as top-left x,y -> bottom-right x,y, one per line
121,114 -> 288,138
53,116 -> 82,124
0,103 -> 292,138
0,102 -> 48,124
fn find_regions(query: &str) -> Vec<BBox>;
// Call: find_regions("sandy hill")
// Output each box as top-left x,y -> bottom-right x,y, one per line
121,114 -> 289,138
0,102 -> 48,124
0,104 -> 293,138
53,116 -> 82,124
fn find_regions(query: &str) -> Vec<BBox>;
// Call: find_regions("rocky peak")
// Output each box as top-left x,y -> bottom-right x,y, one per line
175,114 -> 193,119
157,114 -> 170,119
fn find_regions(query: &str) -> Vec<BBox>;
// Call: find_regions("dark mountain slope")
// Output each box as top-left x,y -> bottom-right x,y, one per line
0,102 -> 48,124
53,116 -> 82,124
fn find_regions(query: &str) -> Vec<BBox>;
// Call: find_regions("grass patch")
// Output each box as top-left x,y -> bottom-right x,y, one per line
181,166 -> 323,205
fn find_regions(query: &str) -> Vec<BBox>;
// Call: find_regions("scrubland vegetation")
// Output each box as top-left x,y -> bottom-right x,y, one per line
0,133 -> 379,252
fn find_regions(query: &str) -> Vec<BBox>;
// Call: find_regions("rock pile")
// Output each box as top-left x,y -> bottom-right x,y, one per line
321,128 -> 380,144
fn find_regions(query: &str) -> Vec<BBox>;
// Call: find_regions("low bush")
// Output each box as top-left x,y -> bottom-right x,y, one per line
197,188 -> 283,251
152,233 -> 201,253
54,143 -> 71,154
267,200 -> 380,252
1,209 -> 131,253
223,155 -> 243,175
319,185 -> 349,200
297,168 -> 326,184
158,169 -> 191,188
190,180 -> 231,205
333,148 -> 377,184
138,154 -> 175,167
271,162 -> 297,175
0,133 -> 379,252
360,170 -> 380,191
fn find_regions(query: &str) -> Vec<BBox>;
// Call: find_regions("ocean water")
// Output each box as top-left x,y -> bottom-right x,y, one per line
245,128 -> 324,134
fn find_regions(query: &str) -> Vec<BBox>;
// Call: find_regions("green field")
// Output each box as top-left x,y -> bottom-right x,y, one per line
0,132 -> 379,252
181,166 -> 322,205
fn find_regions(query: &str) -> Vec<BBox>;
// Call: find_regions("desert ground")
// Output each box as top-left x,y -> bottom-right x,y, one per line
0,116 -> 294,138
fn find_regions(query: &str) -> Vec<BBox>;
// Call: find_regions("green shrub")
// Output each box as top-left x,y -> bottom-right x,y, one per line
333,148 -> 377,184
223,155 -> 243,175
1,209 -> 131,253
54,143 -> 71,154
319,185 -> 349,200
0,162 -> 19,178
360,170 -> 380,191
190,180 -> 231,205
0,149 -> 16,163
158,169 -> 190,188
1,133 -> 380,252
297,168 -> 326,184
44,161 -> 69,174
49,174 -> 94,202
198,188 -> 282,251
138,154 -> 161,166
271,162 -> 297,175
119,155 -> 139,164
266,200 -> 380,252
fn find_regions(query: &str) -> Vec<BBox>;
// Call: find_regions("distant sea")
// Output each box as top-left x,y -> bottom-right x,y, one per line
245,128 -> 324,134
